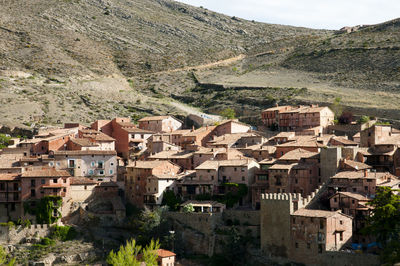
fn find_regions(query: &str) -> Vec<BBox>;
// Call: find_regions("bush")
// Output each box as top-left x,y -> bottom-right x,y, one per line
183,204 -> 194,213
51,225 -> 77,241
358,115 -> 370,124
338,111 -> 354,124
40,237 -> 55,246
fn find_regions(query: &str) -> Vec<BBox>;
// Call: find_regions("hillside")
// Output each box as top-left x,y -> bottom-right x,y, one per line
184,18 -> 400,124
0,0 -> 399,129
0,0 -> 326,128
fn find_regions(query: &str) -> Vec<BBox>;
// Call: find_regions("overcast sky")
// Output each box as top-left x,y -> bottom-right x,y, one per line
176,0 -> 400,30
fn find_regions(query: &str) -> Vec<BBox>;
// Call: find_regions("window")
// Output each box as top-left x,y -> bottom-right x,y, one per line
48,162 -> 54,167
340,220 -> 343,225
242,176 -> 245,181
31,179 -> 36,187
88,170 -> 94,175
352,200 -> 355,204
56,162 -> 60,166
68,159 -> 75,168
98,161 -> 104,169
99,170 -> 104,175
84,186 -> 87,190
109,170 -> 113,175
320,220 -> 324,229
91,161 -> 95,167
364,186 -> 368,191
110,162 -> 114,166
352,188 -> 357,192
41,179 -> 45,184
53,179 -> 58,183
295,242 -> 299,248
295,179 -> 298,184
0,183 -> 4,191
234,167 -> 237,172
339,232 -> 343,241
307,243 -> 310,249
31,189 -> 36,197
318,244 -> 323,253
53,188 -> 58,193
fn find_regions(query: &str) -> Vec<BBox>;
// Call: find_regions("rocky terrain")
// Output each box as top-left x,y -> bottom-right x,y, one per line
0,0 -> 399,129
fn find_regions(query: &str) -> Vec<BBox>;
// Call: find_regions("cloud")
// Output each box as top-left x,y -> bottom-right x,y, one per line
176,0 -> 400,29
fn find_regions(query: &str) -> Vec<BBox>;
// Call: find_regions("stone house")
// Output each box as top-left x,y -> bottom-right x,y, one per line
194,159 -> 260,203
275,135 -> 326,158
0,173 -> 22,222
78,129 -> 116,151
125,161 -> 180,208
261,105 -> 292,128
329,191 -> 373,244
144,174 -> 179,206
20,169 -> 71,201
212,120 -> 250,136
290,209 -> 353,262
69,177 -> 98,202
328,170 -> 399,197
138,116 -> 183,133
148,140 -> 181,155
52,150 -> 117,182
180,126 -> 216,149
251,158 -> 275,209
277,105 -> 334,132
148,150 -> 194,170
156,249 -> 176,266
329,136 -> 359,147
360,125 -> 393,147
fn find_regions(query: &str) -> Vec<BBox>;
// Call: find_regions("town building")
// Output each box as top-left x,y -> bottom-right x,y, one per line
138,116 -> 183,133
125,161 -> 180,208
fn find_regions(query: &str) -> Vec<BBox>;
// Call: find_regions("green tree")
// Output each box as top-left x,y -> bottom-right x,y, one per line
0,245 -> 15,266
220,108 -> 236,119
161,190 -> 181,211
364,187 -> 400,264
135,207 -> 169,246
330,97 -> 343,118
0,134 -> 11,149
107,239 -> 160,266
141,239 -> 160,266
0,246 -> 6,265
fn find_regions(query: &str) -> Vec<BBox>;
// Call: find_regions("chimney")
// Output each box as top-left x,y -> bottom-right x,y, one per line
275,103 -> 279,107
363,169 -> 367,177
192,125 -> 195,132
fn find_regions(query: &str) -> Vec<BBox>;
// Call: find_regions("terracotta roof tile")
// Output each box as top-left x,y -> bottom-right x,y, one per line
279,148 -> 318,161
128,160 -> 173,169
70,177 -> 98,185
21,168 -> 70,178
293,209 -> 349,219
138,116 -> 172,122
53,150 -> 117,156
157,249 -> 176,258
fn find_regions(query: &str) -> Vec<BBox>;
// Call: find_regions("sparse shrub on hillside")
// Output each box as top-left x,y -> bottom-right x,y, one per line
220,108 -> 236,119
358,115 -> 370,124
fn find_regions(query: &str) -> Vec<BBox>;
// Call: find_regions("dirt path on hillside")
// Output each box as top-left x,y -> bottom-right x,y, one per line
169,101 -> 222,121
144,54 -> 246,76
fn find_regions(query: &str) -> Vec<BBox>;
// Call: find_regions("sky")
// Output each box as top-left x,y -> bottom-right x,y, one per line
176,0 -> 400,30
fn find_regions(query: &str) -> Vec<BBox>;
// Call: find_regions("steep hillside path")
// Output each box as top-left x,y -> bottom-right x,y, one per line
141,54 -> 246,76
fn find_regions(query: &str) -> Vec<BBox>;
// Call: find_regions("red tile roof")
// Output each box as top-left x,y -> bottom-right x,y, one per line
157,249 -> 176,258
21,169 -> 70,178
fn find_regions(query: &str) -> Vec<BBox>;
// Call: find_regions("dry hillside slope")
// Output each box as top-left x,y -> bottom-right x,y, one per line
0,0 -> 327,129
